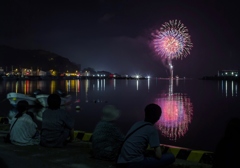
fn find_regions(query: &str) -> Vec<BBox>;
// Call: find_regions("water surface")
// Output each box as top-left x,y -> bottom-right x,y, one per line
1,78 -> 239,152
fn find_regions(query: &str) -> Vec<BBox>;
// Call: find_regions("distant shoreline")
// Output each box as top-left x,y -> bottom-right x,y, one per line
0,75 -> 148,81
201,76 -> 240,81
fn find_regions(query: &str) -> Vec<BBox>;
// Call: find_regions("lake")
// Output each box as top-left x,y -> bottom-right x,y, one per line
0,78 -> 239,152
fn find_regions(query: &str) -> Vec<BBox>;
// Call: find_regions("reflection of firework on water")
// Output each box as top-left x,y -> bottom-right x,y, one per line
155,93 -> 193,141
152,20 -> 193,60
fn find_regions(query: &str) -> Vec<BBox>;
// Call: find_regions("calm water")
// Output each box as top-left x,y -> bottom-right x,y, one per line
0,78 -> 240,152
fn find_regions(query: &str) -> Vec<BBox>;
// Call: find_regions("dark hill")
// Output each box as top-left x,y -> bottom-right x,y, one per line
0,45 -> 80,72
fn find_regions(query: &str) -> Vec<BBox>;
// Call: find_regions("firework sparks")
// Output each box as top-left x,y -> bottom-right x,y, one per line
152,20 -> 193,60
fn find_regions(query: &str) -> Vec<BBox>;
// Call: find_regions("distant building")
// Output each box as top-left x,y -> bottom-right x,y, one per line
82,71 -> 90,76
96,71 -> 111,77
218,70 -> 238,77
38,70 -> 47,76
21,68 -> 33,76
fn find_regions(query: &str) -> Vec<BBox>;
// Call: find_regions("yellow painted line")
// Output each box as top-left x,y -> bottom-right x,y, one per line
167,148 -> 181,157
82,133 -> 92,141
70,131 -> 214,164
187,150 -> 205,162
73,131 -> 92,141
73,130 -> 85,139
147,144 -> 153,150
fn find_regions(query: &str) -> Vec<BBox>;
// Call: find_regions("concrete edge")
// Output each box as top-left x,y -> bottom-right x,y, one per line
74,131 -> 214,165
0,118 -> 214,165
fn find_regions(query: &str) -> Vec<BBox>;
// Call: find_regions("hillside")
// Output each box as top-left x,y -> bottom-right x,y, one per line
0,45 -> 80,72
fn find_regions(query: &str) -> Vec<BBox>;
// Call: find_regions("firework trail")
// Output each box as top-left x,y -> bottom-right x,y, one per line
152,20 -> 193,78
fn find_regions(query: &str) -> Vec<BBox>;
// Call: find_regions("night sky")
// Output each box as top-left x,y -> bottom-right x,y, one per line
1,0 -> 239,78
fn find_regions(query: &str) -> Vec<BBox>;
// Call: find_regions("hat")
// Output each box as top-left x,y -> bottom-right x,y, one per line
102,105 -> 120,121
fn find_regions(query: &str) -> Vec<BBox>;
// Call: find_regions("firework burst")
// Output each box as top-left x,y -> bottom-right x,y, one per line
152,20 -> 193,60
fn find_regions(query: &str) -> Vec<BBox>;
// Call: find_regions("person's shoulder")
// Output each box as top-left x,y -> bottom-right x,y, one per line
43,108 -> 51,113
98,121 -> 115,127
9,118 -> 16,124
136,121 -> 156,132
22,113 -> 30,118
21,113 -> 34,121
134,120 -> 144,125
57,108 -> 68,113
130,121 -> 148,129
45,108 -> 65,114
134,121 -> 152,126
95,121 -> 105,127
59,109 -> 72,117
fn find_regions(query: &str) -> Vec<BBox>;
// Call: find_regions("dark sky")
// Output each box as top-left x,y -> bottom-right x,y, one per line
1,0 -> 239,78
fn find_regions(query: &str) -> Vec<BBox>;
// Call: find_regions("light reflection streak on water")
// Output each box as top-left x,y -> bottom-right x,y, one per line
36,81 -> 45,90
15,81 -> 18,93
24,80 -> 30,94
176,79 -> 179,86
96,79 -> 105,91
4,82 -> 9,91
76,80 -> 80,96
65,80 -> 69,92
23,81 -> 27,94
136,80 -> 139,91
221,80 -> 223,95
225,81 -> 227,97
74,80 -> 80,103
85,80 -> 89,103
70,80 -> 75,93
236,82 -> 238,96
114,79 -> 116,90
50,80 -> 56,94
147,79 -> 150,90
23,81 -> 26,94
68,80 -> 71,93
103,79 -> 105,91
220,80 -> 238,97
168,79 -> 173,96
97,79 -> 100,91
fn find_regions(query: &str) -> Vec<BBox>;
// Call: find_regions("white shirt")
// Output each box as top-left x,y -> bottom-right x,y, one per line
117,121 -> 160,163
10,113 -> 39,146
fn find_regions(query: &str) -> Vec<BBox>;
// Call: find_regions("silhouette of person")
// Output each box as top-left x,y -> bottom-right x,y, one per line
92,105 -> 125,161
40,94 -> 74,147
10,100 -> 40,146
212,117 -> 240,168
117,103 -> 175,168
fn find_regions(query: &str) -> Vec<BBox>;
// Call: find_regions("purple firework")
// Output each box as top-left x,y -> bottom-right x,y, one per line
152,20 -> 193,60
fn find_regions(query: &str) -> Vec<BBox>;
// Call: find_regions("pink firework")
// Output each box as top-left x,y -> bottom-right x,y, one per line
152,20 -> 193,59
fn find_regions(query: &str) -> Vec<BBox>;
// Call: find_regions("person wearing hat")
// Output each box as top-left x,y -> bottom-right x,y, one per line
92,105 -> 125,161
